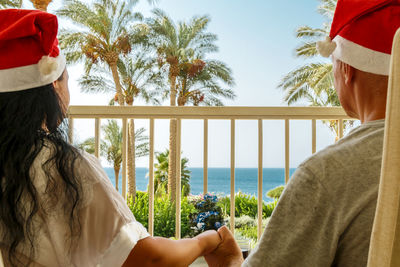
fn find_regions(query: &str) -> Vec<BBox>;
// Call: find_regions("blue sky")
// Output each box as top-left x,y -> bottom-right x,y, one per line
34,0 -> 341,168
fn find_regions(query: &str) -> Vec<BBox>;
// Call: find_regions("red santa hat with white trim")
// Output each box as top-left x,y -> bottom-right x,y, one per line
0,9 -> 66,92
317,0 -> 400,75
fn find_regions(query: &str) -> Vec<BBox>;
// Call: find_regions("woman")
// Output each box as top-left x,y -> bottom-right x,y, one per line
0,9 -> 232,267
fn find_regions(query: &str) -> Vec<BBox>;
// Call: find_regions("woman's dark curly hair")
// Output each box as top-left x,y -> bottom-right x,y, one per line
0,72 -> 82,266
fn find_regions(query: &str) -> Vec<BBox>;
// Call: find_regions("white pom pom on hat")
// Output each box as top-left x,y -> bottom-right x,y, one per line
317,0 -> 400,75
317,37 -> 337,58
0,9 -> 66,92
38,56 -> 60,76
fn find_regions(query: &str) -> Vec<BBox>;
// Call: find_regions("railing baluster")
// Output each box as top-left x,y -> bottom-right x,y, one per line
68,117 -> 74,144
122,118 -> 128,199
230,119 -> 235,234
175,119 -> 182,239
312,119 -> 316,154
204,119 -> 208,195
257,119 -> 263,240
148,119 -> 155,236
285,119 -> 290,184
339,119 -> 344,139
94,118 -> 101,158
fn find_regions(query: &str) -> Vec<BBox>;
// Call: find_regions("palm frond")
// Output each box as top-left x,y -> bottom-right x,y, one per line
295,41 -> 319,58
0,0 -> 21,8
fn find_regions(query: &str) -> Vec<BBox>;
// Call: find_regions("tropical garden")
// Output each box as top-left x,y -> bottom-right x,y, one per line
0,0 -> 343,243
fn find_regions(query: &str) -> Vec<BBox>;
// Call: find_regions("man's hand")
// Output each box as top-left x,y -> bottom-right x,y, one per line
204,226 -> 244,267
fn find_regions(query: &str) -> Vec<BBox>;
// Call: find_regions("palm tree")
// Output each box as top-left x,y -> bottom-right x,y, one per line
58,0 -> 158,200
57,0 -> 146,106
79,54 -> 161,199
0,0 -> 22,8
278,0 -> 352,137
147,9 -> 234,200
154,150 -> 191,197
77,120 -> 149,191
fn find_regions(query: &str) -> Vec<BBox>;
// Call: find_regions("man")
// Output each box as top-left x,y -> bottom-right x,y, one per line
205,0 -> 400,266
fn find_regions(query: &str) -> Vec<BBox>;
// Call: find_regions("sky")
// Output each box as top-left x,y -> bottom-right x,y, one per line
25,0 -> 346,168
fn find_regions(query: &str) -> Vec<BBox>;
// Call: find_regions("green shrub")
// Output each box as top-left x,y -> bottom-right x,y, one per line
218,192 -> 277,218
266,186 -> 285,199
234,217 -> 271,242
234,215 -> 256,228
128,191 -> 196,238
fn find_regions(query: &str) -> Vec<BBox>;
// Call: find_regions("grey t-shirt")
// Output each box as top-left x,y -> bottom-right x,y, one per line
243,120 -> 384,267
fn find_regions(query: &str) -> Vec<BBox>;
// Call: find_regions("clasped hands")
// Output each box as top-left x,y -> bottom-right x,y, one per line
196,226 -> 244,267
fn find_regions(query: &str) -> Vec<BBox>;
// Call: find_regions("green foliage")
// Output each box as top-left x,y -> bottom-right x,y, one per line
129,191 -> 196,238
146,9 -> 236,106
77,120 -> 149,185
218,192 -> 277,219
224,216 -> 271,242
154,149 -> 191,196
233,215 -> 256,228
266,186 -> 285,199
0,0 -> 21,8
277,0 -> 355,136
237,225 -> 258,241
79,54 -> 163,105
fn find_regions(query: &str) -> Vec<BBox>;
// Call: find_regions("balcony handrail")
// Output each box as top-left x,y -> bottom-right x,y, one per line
68,105 -> 351,120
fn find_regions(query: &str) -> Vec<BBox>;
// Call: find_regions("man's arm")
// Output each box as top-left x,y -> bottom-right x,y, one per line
122,230 -> 221,267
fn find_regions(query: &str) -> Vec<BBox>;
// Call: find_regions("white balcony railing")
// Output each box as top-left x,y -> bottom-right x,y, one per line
67,106 -> 352,240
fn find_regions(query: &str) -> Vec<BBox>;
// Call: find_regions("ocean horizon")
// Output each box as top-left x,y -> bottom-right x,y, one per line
105,167 -> 296,202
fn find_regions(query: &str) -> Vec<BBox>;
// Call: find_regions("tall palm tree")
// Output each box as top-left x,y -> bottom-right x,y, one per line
147,9 -> 234,200
58,0 -> 156,200
57,0 -> 146,106
154,150 -> 191,197
77,120 -> 149,191
278,0 -> 351,137
79,54 -> 161,199
0,0 -> 22,8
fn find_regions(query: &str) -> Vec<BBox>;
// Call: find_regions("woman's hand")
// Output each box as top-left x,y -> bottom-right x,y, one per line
194,229 -> 222,255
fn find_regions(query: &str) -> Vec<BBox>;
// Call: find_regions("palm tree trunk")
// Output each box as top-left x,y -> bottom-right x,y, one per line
109,63 -> 125,106
168,75 -> 177,202
30,0 -> 52,11
127,118 -> 136,201
114,165 -> 120,191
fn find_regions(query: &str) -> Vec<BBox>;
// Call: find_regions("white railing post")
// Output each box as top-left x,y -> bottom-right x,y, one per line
203,119 -> 208,195
148,119 -> 155,236
94,118 -> 101,158
257,119 -> 263,240
339,119 -> 344,139
285,119 -> 290,184
68,117 -> 74,144
175,119 -> 182,239
312,119 -> 317,154
122,118 -> 128,200
230,119 -> 236,234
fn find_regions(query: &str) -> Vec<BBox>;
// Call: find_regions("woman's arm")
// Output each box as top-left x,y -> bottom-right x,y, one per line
122,230 -> 221,267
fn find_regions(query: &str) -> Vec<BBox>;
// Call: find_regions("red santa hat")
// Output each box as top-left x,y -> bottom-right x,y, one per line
317,0 -> 400,75
0,9 -> 66,92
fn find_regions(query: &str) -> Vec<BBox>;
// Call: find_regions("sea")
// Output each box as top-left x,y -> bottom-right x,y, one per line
105,167 -> 296,202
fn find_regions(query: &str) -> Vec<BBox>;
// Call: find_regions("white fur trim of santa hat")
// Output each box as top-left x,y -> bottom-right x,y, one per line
0,54 -> 66,93
332,36 -> 391,76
